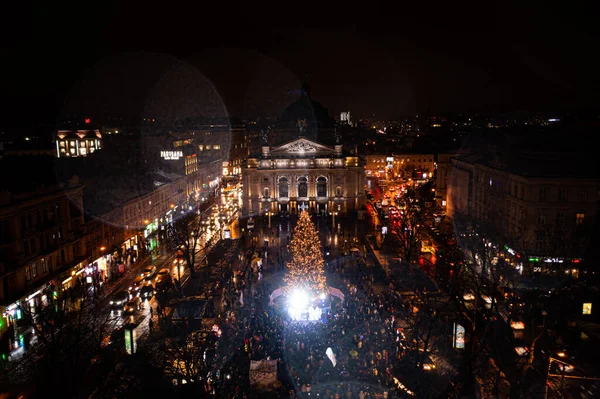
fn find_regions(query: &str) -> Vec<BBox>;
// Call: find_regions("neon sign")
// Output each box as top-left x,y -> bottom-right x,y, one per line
160,150 -> 183,160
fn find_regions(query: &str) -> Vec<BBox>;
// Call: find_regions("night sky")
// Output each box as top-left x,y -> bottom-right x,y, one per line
1,2 -> 599,125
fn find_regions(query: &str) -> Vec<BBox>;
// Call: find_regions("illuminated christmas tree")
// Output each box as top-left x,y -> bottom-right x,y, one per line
285,210 -> 327,295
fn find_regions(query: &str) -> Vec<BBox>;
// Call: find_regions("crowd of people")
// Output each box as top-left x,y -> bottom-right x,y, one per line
213,239 -> 425,399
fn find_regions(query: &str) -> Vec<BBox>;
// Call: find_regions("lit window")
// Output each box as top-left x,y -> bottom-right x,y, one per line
213,144 -> 221,150
576,213 -> 585,225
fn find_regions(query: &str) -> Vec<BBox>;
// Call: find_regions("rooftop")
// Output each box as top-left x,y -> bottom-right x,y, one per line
456,123 -> 597,179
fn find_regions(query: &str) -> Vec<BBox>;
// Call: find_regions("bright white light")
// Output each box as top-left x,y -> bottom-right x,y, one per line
291,289 -> 309,309
319,293 -> 326,300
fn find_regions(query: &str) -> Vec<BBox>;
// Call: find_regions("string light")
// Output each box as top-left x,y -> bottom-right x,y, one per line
284,211 -> 327,296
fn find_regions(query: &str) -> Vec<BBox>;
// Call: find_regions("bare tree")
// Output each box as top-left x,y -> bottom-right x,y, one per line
4,284 -> 120,397
450,209 -> 552,398
387,261 -> 449,398
168,211 -> 209,278
386,189 -> 423,264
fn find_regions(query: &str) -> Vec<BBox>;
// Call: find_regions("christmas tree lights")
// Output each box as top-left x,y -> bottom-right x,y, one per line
284,211 -> 327,295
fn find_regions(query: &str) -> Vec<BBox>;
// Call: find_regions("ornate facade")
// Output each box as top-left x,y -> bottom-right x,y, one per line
242,137 -> 366,216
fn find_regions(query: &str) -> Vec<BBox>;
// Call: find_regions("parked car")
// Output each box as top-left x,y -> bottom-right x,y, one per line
123,297 -> 142,315
142,265 -> 157,280
140,285 -> 155,300
110,291 -> 129,308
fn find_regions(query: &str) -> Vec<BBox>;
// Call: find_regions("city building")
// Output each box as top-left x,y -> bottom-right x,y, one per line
364,153 -> 435,180
340,111 -> 351,125
0,158 -> 87,337
435,151 -> 468,208
242,137 -> 365,216
446,150 -> 598,272
55,129 -> 103,158
222,119 -> 248,178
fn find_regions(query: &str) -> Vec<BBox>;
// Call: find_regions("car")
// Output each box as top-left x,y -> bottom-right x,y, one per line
155,268 -> 170,281
142,265 -> 157,280
123,297 -> 142,314
139,285 -> 155,299
110,291 -> 129,308
128,275 -> 145,295
156,274 -> 173,293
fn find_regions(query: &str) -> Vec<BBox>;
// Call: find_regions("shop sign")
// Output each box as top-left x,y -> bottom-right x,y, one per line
544,258 -> 564,263
160,150 -> 183,160
118,264 -> 125,273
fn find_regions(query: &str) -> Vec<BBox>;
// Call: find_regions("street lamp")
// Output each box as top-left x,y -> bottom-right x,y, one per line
330,211 -> 338,230
174,249 -> 184,295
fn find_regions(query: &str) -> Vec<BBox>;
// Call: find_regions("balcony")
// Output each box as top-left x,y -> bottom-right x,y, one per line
36,220 -> 59,232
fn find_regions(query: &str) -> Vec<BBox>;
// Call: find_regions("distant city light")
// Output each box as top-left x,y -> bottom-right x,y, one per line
548,118 -> 560,122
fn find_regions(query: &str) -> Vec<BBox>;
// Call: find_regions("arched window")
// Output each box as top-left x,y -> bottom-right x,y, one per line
298,177 -> 308,198
264,187 -> 270,198
278,177 -> 289,198
317,176 -> 327,197
335,186 -> 342,197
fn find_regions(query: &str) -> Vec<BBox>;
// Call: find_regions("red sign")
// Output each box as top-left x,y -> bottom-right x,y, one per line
85,118 -> 91,124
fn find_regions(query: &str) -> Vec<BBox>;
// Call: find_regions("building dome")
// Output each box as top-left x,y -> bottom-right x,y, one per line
273,82 -> 335,145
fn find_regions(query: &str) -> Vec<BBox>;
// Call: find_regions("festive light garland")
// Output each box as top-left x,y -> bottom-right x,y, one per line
284,211 -> 327,296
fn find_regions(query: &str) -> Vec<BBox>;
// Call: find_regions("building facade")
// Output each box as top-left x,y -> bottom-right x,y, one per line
434,152 -> 464,208
447,154 -> 598,271
242,137 -> 366,216
0,177 -> 87,336
364,153 -> 435,180
56,129 -> 103,158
